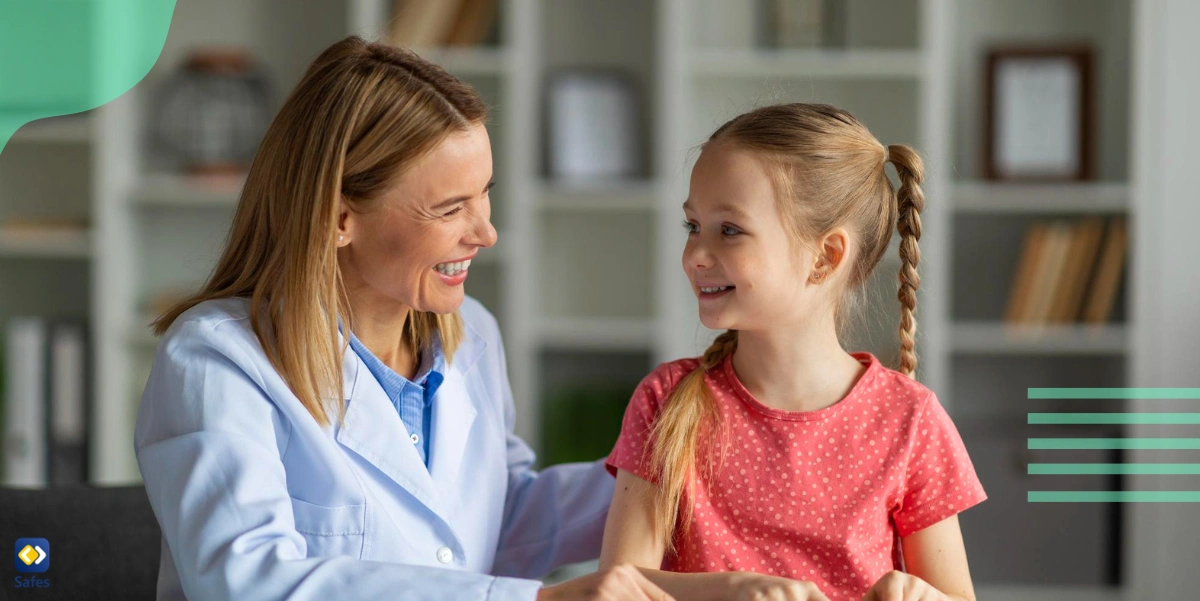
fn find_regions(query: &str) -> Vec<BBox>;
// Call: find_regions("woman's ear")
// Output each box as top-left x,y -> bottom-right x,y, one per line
336,200 -> 353,247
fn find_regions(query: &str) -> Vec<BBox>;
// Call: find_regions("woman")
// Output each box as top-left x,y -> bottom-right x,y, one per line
135,36 -> 672,601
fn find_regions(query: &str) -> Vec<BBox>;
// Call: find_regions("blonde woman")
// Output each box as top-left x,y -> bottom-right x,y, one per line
135,37 -> 672,601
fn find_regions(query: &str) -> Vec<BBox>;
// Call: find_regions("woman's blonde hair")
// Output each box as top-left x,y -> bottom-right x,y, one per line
152,36 -> 488,426
650,103 -> 925,551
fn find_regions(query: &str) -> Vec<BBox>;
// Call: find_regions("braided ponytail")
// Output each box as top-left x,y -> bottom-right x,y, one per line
649,329 -> 738,552
886,144 -> 925,377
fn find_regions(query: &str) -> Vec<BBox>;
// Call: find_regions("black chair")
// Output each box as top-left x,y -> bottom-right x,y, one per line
0,485 -> 160,601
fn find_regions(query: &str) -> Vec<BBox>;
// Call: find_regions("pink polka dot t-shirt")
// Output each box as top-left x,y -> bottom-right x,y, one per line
605,352 -> 986,601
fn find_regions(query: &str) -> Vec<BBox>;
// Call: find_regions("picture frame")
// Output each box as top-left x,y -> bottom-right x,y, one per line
984,46 -> 1094,181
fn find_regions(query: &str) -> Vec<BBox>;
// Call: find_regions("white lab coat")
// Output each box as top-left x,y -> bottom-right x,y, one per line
135,296 -> 614,600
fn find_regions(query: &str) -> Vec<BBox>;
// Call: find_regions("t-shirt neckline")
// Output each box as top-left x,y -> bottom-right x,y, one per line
719,351 -> 881,422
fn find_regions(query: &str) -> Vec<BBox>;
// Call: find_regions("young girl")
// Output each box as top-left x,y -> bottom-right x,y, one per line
601,104 -> 986,601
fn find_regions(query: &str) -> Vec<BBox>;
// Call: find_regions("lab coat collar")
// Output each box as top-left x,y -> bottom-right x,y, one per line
335,312 -> 486,528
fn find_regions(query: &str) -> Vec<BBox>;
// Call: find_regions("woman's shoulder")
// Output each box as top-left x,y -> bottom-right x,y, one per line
154,298 -> 267,370
159,298 -> 256,343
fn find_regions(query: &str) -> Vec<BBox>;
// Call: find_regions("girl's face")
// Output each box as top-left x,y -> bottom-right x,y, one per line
338,122 -> 498,317
682,143 -> 826,331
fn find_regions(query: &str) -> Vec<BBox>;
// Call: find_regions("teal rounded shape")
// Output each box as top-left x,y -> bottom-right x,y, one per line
0,0 -> 177,153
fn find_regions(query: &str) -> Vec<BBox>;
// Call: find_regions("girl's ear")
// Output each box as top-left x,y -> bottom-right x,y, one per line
813,227 -> 850,278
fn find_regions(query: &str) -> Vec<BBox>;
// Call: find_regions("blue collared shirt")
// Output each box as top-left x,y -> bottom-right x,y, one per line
348,332 -> 445,466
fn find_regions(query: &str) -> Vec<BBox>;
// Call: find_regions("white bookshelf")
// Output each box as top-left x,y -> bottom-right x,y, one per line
3,0 -> 1171,596
952,182 -> 1130,214
0,230 -> 92,259
689,49 -> 925,79
951,321 -> 1129,355
9,114 -> 94,145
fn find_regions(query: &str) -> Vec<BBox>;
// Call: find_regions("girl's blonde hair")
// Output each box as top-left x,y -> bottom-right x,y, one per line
152,36 -> 488,426
650,103 -> 925,551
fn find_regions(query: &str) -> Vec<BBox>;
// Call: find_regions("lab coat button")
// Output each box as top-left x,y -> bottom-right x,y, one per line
436,547 -> 453,564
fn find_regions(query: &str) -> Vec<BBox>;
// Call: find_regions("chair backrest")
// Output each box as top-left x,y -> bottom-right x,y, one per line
0,485 -> 160,600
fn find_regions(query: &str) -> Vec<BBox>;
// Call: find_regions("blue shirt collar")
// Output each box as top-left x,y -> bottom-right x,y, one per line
347,329 -> 446,406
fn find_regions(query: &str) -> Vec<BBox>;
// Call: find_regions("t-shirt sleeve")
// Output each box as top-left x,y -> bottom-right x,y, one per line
605,363 -> 686,484
892,392 -> 988,537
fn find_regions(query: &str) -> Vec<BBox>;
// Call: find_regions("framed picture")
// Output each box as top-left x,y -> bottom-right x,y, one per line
545,70 -> 644,182
985,46 -> 1094,181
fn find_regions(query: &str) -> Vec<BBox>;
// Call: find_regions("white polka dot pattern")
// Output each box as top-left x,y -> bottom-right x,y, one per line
605,352 -> 987,601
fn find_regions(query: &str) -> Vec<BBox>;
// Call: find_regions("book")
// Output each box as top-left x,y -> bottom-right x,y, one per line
389,0 -> 465,48
1049,216 -> 1105,323
1024,220 -> 1073,324
445,0 -> 498,47
1,319 -> 90,487
1082,217 -> 1128,324
1004,222 -> 1048,324
48,322 -> 88,484
3,318 -> 47,487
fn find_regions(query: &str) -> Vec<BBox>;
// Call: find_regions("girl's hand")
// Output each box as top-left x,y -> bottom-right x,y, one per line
537,564 -> 676,601
731,573 -> 830,601
860,571 -> 946,601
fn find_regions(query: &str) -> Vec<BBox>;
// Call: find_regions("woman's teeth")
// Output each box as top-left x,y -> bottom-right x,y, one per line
700,286 -> 731,293
435,259 -> 471,276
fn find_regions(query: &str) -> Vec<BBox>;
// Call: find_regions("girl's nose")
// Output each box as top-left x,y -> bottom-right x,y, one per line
683,239 -> 714,271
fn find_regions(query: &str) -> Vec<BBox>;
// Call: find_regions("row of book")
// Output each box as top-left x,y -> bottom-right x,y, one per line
2,317 -> 90,487
1004,217 -> 1127,325
388,0 -> 499,48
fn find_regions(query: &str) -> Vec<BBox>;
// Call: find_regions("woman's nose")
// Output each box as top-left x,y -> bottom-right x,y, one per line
471,214 -> 498,248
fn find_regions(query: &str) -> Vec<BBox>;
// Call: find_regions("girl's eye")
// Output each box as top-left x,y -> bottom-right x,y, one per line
682,220 -> 698,234
721,225 -> 741,236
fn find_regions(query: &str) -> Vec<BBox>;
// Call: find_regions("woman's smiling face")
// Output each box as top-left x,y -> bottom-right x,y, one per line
338,121 -> 498,316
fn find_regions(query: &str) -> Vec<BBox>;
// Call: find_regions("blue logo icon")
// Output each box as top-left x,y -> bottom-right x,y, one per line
15,538 -> 49,573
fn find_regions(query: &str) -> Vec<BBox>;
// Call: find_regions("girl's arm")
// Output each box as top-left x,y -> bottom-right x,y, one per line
862,515 -> 977,601
601,469 -> 828,601
900,515 -> 977,601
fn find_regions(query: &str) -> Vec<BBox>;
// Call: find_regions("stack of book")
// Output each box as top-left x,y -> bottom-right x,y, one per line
388,0 -> 499,48
1003,216 -> 1128,326
2,318 -> 90,487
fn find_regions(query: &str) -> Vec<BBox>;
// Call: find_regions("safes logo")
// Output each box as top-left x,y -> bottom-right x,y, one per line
14,539 -> 49,573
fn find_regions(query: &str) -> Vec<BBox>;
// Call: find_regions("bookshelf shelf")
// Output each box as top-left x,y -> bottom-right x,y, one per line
537,180 -> 658,212
0,229 -> 92,259
131,174 -> 244,208
10,115 -> 94,145
951,321 -> 1128,356
952,182 -> 1129,214
538,316 -> 655,351
407,46 -> 512,76
689,49 -> 924,80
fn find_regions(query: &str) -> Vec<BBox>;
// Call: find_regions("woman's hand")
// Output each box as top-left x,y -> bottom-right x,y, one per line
537,564 -> 676,601
860,571 -> 947,601
730,572 -> 830,601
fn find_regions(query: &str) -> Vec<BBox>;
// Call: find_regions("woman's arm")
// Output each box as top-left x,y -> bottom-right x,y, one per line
137,319 -> 542,601
861,515 -> 977,601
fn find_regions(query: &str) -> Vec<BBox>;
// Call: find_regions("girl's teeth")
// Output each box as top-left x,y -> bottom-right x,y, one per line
700,286 -> 730,294
436,259 -> 471,275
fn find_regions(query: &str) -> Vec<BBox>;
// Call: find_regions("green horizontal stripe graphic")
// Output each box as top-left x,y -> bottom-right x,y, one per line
1028,413 -> 1200,424
1028,463 -> 1200,475
1028,438 -> 1200,449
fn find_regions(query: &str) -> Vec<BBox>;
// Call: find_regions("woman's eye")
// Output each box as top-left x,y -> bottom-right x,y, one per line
445,206 -> 464,217
721,225 -> 741,236
681,220 -> 698,234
